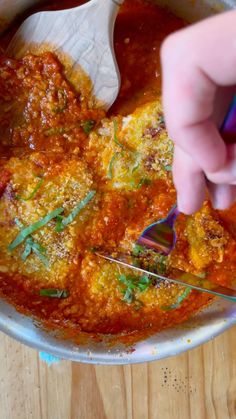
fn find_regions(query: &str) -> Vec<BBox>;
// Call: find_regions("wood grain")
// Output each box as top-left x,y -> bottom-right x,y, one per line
0,326 -> 235,419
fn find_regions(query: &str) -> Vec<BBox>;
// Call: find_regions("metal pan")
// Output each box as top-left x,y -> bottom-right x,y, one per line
0,0 -> 235,364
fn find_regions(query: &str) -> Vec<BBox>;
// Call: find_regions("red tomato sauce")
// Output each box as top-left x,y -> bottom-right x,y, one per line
0,0 -> 235,342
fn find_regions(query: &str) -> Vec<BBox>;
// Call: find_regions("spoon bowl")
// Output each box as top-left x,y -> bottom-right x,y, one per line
137,204 -> 179,255
7,0 -> 124,109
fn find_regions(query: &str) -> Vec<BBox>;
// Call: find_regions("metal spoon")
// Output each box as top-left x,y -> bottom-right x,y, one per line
7,0 -> 124,109
137,204 -> 179,255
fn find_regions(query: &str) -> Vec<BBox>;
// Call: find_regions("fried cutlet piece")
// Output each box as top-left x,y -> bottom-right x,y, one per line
186,203 -> 229,270
0,154 -> 96,286
85,100 -> 173,190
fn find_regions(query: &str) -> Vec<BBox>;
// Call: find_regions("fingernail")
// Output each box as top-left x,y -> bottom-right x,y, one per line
177,200 -> 185,213
212,198 -> 222,210
177,197 -> 188,214
210,184 -> 235,210
177,196 -> 201,215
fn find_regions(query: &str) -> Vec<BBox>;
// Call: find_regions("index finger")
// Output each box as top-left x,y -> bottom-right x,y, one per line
161,39 -> 226,172
160,11 -> 236,171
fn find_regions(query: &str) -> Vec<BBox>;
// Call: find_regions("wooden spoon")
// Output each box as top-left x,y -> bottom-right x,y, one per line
7,0 -> 124,109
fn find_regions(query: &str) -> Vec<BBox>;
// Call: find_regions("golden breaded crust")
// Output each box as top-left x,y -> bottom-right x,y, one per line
0,156 -> 95,286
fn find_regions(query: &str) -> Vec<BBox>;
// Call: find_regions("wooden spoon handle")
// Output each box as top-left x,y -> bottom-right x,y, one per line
112,0 -> 125,4
72,0 -> 123,24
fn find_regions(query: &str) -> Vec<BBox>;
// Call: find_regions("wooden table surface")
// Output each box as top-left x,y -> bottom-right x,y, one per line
0,326 -> 235,419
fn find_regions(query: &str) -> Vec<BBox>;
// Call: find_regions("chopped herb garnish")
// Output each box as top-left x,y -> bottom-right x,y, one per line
113,120 -> 125,149
132,244 -> 145,256
21,240 -> 33,261
81,120 -> 95,134
107,152 -> 121,179
118,274 -> 136,290
131,161 -> 140,173
130,178 -> 152,189
161,287 -> 191,311
9,207 -> 64,251
52,89 -> 67,113
15,218 -> 24,229
136,275 -> 151,292
14,218 -> 49,266
164,165 -> 172,172
123,287 -> 134,304
55,190 -> 96,232
197,272 -> 207,279
16,177 -> 43,201
40,289 -> 69,298
21,237 -> 48,267
131,249 -> 167,276
157,255 -> 167,275
158,115 -> 165,125
137,178 -> 152,188
118,273 -> 151,305
29,240 -> 48,267
55,215 -> 64,233
44,127 -> 67,136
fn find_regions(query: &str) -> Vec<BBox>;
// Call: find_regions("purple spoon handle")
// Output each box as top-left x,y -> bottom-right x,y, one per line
164,204 -> 180,227
220,94 -> 236,139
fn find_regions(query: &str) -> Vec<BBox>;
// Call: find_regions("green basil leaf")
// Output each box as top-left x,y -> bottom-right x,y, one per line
161,287 -> 191,311
81,120 -> 95,134
57,190 -> 96,231
16,177 -> 44,201
40,289 -> 69,298
113,120 -> 125,149
9,207 -> 64,250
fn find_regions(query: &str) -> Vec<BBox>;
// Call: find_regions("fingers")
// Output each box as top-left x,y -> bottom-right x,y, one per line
206,144 -> 236,184
161,10 -> 236,87
207,182 -> 236,210
161,10 -> 236,214
173,146 -> 236,213
173,146 -> 206,214
168,120 -> 227,173
161,35 -> 227,173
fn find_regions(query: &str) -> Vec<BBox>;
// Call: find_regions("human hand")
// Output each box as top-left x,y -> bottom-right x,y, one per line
161,10 -> 236,214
